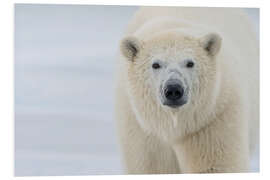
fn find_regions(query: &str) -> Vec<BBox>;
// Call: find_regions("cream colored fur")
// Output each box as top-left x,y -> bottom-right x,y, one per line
115,7 -> 259,174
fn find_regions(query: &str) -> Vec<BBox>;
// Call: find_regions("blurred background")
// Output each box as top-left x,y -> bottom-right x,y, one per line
15,4 -> 259,176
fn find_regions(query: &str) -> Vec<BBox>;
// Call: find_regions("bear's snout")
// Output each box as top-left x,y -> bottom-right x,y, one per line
162,79 -> 187,108
164,84 -> 184,101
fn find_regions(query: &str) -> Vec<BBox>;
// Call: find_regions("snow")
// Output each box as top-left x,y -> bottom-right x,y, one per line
15,4 -> 259,176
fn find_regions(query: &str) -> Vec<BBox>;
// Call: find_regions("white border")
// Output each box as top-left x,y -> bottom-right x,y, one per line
0,0 -> 268,179
10,0 -> 262,7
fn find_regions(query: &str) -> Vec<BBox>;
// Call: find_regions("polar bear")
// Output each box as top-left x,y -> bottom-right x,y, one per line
115,7 -> 259,174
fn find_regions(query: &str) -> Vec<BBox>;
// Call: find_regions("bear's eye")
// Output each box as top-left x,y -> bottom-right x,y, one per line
152,62 -> 161,69
186,61 -> 194,68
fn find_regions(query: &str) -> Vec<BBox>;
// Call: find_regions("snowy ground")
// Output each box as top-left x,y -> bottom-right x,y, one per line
15,4 -> 259,176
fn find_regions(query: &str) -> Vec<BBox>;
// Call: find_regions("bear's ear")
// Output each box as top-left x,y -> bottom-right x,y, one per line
200,33 -> 222,56
120,36 -> 142,61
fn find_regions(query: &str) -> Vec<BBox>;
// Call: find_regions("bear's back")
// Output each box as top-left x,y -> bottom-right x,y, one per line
126,7 -> 257,44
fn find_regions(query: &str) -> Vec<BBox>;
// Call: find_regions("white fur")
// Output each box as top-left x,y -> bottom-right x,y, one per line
115,7 -> 259,174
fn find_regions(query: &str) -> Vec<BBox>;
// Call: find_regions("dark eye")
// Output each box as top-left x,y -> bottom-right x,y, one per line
186,61 -> 194,68
152,62 -> 161,69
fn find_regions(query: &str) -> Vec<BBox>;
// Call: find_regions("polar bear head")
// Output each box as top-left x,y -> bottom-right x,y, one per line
120,30 -> 221,109
119,30 -> 222,139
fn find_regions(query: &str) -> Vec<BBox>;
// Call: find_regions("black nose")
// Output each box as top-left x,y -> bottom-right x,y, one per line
164,84 -> 184,101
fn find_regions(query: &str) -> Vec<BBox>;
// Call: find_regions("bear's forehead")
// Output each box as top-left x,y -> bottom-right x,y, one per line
143,33 -> 201,54
146,36 -> 198,46
149,47 -> 196,61
144,29 -> 200,44
140,31 -> 207,62
143,39 -> 200,62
